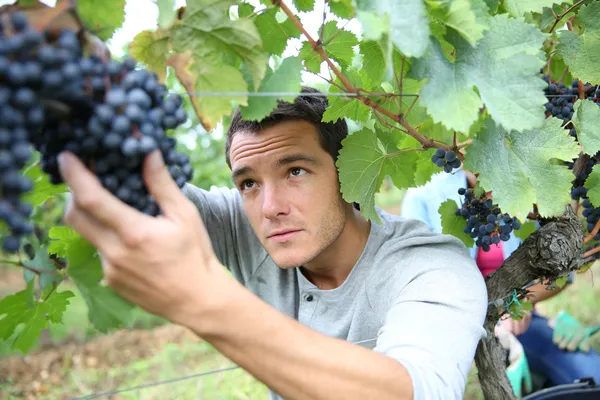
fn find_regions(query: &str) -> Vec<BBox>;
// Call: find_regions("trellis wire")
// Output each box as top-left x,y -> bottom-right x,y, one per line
174,91 -> 419,97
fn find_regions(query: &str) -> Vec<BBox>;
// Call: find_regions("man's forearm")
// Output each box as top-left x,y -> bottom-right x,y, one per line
184,275 -> 413,400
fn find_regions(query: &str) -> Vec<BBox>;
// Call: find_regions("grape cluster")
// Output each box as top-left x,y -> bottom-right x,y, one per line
0,12 -> 194,252
0,12 -> 45,252
581,198 -> 600,241
431,148 -> 461,173
455,188 -> 522,252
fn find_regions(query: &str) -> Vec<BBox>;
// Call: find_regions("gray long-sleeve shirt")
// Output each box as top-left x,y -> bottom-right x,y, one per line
183,184 -> 488,400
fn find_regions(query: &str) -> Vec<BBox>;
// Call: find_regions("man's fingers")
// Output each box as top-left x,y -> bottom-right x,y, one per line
143,150 -> 190,217
58,151 -> 145,234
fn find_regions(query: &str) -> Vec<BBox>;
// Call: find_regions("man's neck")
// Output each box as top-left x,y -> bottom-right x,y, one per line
301,205 -> 371,290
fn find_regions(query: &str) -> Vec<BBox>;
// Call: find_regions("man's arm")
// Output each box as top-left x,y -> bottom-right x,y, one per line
186,273 -> 414,400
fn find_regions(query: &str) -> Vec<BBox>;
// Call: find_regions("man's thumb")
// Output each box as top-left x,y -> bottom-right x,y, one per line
143,150 -> 185,213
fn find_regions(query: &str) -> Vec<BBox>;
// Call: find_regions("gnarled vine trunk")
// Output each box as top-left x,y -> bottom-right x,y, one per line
475,206 -> 584,400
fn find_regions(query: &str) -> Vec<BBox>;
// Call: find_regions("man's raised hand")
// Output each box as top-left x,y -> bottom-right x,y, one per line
58,150 -> 229,326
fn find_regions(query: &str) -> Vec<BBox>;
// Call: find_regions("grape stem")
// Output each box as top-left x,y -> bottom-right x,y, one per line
549,0 -> 585,34
583,219 -> 600,244
583,245 -> 600,259
272,0 -> 449,153
0,259 -> 60,275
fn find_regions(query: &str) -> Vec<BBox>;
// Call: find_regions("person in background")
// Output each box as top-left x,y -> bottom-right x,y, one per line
401,168 -> 600,396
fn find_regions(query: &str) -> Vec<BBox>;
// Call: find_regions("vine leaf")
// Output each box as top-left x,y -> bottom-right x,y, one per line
411,14 -> 548,134
359,41 -> 386,89
356,0 -> 430,58
168,52 -> 248,131
293,0 -> 315,12
328,0 -> 355,19
253,8 -> 302,56
129,29 -> 171,82
48,226 -> 80,258
76,0 -> 126,41
572,99 -> 600,156
0,289 -> 74,353
557,1 -> 600,84
436,0 -> 490,47
337,129 -> 415,224
464,117 -> 579,218
22,163 -> 67,207
503,0 -> 569,17
514,220 -> 538,241
171,0 -> 268,90
299,21 -> 358,72
66,236 -> 134,333
157,0 -> 177,29
23,243 -> 60,290
585,166 -> 600,208
440,199 -> 475,248
240,56 -> 303,121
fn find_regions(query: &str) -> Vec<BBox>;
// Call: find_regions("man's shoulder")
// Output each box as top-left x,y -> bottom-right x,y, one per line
367,208 -> 484,286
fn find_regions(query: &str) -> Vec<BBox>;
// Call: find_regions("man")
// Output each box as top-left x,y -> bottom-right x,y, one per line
401,168 -> 600,395
57,87 -> 488,400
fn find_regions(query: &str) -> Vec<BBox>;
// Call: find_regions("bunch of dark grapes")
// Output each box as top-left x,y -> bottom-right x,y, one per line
0,12 -> 194,252
455,188 -> 522,252
431,148 -> 461,173
0,12 -> 46,252
580,198 -> 600,241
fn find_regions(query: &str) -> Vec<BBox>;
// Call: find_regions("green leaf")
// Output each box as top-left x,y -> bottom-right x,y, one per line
483,0 -> 500,13
514,221 -> 538,241
411,14 -> 548,133
440,199 -> 475,248
585,166 -> 600,207
0,290 -> 74,353
48,226 -> 81,258
293,0 -> 315,12
77,0 -> 126,41
158,0 -> 177,29
336,129 -> 415,223
572,99 -> 600,156
22,164 -> 67,207
356,0 -> 430,58
320,21 -> 359,69
442,0 -> 490,46
557,1 -> 600,84
323,95 -> 371,123
328,0 -> 355,19
240,56 -> 303,121
413,149 -> 442,187
129,30 -> 170,82
359,41 -> 386,89
464,118 -> 580,218
299,41 -> 322,73
23,245 -> 60,290
66,236 -> 134,332
356,10 -> 387,41
171,0 -> 268,89
555,276 -> 569,288
254,9 -> 301,56
503,0 -> 568,17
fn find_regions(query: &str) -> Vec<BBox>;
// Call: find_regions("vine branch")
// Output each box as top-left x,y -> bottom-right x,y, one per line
272,0 -> 444,152
0,258 -> 60,275
549,0 -> 585,33
583,219 -> 600,244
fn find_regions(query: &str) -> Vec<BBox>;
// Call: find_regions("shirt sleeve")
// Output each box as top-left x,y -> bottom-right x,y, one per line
373,249 -> 488,400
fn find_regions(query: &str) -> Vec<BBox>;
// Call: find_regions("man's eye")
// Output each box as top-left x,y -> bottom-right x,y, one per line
290,168 -> 306,177
242,180 -> 255,189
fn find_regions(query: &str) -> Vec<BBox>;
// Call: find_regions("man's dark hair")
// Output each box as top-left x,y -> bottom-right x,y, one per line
225,86 -> 348,168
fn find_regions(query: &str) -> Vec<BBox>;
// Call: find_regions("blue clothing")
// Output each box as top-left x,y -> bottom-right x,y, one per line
518,312 -> 600,386
401,170 -> 600,388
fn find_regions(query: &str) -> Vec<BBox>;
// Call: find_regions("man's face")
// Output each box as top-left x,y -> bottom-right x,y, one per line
229,119 -> 346,268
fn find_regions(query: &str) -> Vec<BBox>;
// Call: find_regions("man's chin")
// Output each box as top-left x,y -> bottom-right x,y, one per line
268,250 -> 314,269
